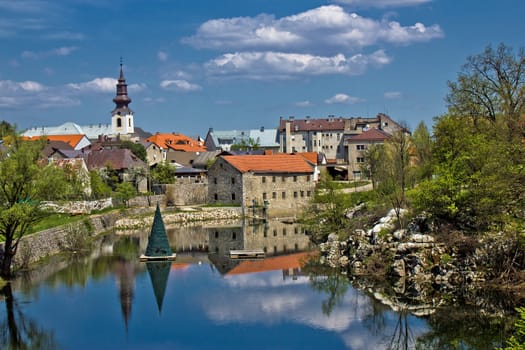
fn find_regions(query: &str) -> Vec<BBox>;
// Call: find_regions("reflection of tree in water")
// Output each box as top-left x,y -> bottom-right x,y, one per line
386,311 -> 414,350
302,257 -> 349,316
0,283 -> 58,349
415,306 -> 511,349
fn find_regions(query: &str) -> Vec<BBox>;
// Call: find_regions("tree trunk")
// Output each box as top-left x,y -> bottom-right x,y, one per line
1,237 -> 14,278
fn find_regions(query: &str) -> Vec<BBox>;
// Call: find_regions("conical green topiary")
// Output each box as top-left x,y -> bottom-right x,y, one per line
141,204 -> 175,260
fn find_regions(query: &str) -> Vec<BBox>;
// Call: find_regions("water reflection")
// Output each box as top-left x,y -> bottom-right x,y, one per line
1,219 -> 514,349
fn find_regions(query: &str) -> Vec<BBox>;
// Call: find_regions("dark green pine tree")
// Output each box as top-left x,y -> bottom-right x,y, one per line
144,204 -> 173,257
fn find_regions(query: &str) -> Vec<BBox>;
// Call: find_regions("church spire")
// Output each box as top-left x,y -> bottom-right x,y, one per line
112,59 -> 132,115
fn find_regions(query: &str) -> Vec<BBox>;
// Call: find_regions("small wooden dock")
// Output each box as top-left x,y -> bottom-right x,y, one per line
139,253 -> 177,262
229,249 -> 265,259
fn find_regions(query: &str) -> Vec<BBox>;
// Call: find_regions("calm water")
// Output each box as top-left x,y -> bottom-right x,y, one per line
1,220 -> 511,349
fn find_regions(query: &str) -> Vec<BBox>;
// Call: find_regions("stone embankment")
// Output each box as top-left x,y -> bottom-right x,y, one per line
115,207 -> 242,230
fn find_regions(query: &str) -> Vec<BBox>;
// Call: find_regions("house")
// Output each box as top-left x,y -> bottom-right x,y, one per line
295,152 -> 326,182
278,113 -> 404,164
345,128 -> 392,180
204,127 -> 280,153
145,133 -> 206,166
84,148 -> 148,192
207,154 -> 315,217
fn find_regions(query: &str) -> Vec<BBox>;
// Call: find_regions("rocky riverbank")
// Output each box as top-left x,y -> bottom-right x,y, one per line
316,207 -> 525,315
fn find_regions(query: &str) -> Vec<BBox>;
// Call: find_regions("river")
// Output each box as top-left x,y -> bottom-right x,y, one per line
0,219 -> 513,349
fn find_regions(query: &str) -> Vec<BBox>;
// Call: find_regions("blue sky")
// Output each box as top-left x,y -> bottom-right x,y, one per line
1,0 -> 524,136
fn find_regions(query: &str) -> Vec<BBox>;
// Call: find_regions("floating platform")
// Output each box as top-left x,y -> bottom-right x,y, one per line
229,249 -> 265,259
139,253 -> 177,262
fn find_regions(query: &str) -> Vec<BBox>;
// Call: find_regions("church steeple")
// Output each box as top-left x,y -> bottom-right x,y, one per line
111,58 -> 135,135
112,60 -> 132,114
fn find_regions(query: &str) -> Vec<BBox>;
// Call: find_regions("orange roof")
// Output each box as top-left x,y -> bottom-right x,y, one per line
296,152 -> 318,165
227,252 -> 316,275
25,134 -> 85,148
146,133 -> 206,152
223,154 -> 314,174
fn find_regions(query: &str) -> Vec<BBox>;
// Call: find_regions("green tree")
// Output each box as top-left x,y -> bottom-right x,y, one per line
0,138 -> 69,277
151,161 -> 175,184
446,43 -> 525,138
230,137 -> 260,151
115,182 -> 136,207
502,307 -> 525,349
0,121 -> 16,139
411,121 -> 433,182
120,140 -> 147,162
300,172 -> 351,242
89,170 -> 112,199
361,143 -> 385,190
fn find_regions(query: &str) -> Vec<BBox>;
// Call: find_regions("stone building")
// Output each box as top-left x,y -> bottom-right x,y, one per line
278,113 -> 404,164
207,154 -> 315,217
346,128 -> 392,180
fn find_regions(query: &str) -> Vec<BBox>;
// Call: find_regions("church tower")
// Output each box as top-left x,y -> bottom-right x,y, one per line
111,61 -> 135,135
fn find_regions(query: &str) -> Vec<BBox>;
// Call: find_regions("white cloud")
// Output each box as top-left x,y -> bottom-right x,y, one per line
205,50 -> 390,79
332,0 -> 431,8
384,91 -> 402,99
21,46 -> 78,59
183,5 -> 442,54
67,78 -> 116,93
295,100 -> 313,107
324,93 -> 365,104
0,80 -> 45,92
0,79 -> 79,109
160,79 -> 202,92
157,50 -> 168,62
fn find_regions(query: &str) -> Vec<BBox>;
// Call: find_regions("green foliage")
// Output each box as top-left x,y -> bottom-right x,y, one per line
411,121 -> 434,181
0,137 -> 70,276
300,173 -> 353,242
115,182 -> 136,207
89,170 -> 112,199
120,140 -> 147,162
230,137 -> 260,151
0,120 -> 16,139
151,161 -> 175,184
502,307 -> 525,349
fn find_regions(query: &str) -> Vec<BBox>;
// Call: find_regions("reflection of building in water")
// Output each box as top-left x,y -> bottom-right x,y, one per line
166,225 -> 209,253
226,252 -> 315,281
208,220 -> 313,275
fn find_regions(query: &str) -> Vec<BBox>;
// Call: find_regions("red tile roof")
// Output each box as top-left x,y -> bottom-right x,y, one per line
146,133 -> 206,152
223,154 -> 314,174
226,252 -> 316,275
296,152 -> 319,165
25,134 -> 86,148
347,128 -> 391,142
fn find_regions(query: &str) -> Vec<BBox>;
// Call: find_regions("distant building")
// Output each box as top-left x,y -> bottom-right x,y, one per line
24,134 -> 91,150
145,132 -> 207,166
23,63 -> 146,141
204,127 -> 280,153
345,128 -> 392,180
278,113 -> 404,164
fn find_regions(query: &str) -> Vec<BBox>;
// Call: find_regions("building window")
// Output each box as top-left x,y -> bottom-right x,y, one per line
215,231 -> 219,238
272,176 -> 276,182
117,118 -> 122,128
282,191 -> 286,199
231,193 -> 236,200
293,191 -> 298,198
213,177 -> 217,184
262,176 -> 266,183
283,228 -> 287,236
282,176 -> 286,182
263,192 -> 267,200
300,191 -> 304,197
272,192 -> 276,199
232,232 -> 236,240
214,193 -> 218,200
357,145 -> 366,150
306,175 -> 311,182
357,157 -> 365,163
231,177 -> 235,184
307,191 -> 311,197
294,227 -> 299,234
273,229 -> 277,237
293,176 -> 297,182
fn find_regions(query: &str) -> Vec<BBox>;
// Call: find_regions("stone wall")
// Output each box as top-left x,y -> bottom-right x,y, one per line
166,180 -> 208,206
